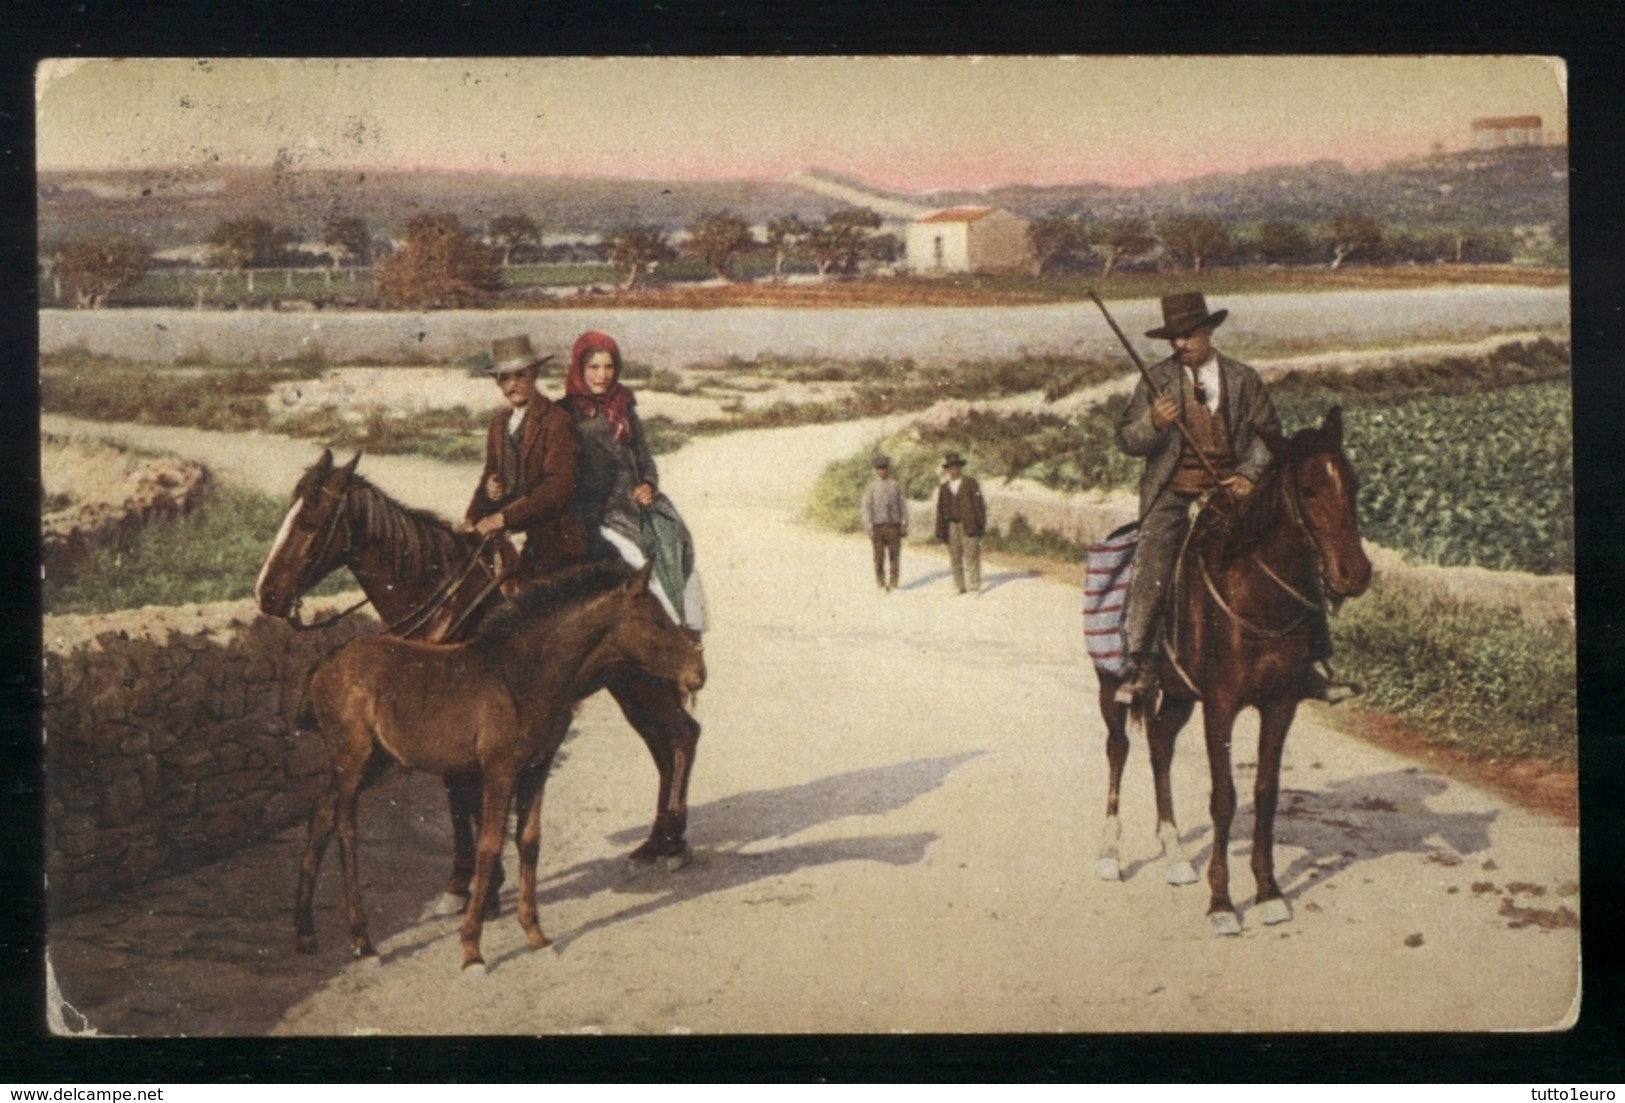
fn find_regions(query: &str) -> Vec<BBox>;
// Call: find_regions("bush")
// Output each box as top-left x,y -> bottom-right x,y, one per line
44,483 -> 352,615
1331,590 -> 1576,765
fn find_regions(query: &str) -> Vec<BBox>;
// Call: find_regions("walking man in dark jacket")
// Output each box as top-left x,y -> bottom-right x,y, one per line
934,453 -> 986,595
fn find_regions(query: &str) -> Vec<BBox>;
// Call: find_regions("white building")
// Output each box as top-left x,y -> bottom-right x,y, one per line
1472,115 -> 1544,149
905,207 -> 1035,275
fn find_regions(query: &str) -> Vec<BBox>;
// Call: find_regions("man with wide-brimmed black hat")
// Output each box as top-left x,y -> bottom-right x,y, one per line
465,334 -> 587,581
1114,292 -> 1353,704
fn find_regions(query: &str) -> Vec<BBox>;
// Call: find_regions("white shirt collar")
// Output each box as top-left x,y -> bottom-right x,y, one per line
507,404 -> 528,435
1185,353 -> 1221,412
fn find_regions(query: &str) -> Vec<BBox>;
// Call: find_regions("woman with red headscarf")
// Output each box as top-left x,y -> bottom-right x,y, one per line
563,330 -> 703,630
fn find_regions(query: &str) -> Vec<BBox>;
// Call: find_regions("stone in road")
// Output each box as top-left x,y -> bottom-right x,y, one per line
42,414 -> 1579,1035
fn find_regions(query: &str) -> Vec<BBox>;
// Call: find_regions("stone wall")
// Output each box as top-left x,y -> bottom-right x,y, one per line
42,597 -> 378,916
41,433 -> 213,582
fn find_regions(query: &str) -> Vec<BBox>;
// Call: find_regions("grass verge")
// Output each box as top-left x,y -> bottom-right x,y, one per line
44,482 -> 352,615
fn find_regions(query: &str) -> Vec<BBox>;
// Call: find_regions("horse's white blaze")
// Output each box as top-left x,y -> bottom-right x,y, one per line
255,498 -> 305,602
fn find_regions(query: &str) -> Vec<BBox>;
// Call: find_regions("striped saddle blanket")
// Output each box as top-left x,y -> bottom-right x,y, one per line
1083,522 -> 1138,676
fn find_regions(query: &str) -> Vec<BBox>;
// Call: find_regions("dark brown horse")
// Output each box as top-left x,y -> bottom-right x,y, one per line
295,559 -> 705,969
1094,408 -> 1371,934
256,451 -> 703,913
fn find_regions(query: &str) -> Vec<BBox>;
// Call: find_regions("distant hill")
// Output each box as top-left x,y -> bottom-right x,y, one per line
925,146 -> 1568,232
38,145 -> 1566,253
37,167 -> 849,251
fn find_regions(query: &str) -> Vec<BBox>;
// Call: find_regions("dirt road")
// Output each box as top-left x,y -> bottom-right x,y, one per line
43,413 -> 1579,1035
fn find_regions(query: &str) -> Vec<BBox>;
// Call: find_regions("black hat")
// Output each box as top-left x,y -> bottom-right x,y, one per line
942,452 -> 968,469
1144,292 -> 1228,340
872,455 -> 892,469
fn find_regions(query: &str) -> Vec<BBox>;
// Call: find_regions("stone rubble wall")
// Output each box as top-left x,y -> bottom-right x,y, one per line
41,433 -> 213,582
42,597 -> 379,916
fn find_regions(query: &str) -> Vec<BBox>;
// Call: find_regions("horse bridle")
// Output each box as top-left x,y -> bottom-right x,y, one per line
286,482 -> 370,631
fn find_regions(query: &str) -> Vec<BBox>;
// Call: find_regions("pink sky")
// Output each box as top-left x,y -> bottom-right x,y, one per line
37,58 -> 1567,192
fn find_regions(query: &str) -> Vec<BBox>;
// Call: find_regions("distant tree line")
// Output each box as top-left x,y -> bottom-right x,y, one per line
1025,209 -> 1527,275
40,197 -> 1546,310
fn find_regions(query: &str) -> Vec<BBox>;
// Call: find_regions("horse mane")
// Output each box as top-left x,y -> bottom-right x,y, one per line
470,559 -> 635,648
1214,422 -> 1342,561
335,471 -> 471,581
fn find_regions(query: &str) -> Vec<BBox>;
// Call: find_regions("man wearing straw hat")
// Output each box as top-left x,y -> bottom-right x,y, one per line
465,334 -> 588,581
1114,292 -> 1353,704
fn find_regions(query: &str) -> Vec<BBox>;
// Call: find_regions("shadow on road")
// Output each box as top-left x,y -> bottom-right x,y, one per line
1127,766 -> 1499,898
528,752 -> 985,958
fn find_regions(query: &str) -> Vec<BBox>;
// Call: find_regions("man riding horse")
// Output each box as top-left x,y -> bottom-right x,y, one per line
1114,292 -> 1356,706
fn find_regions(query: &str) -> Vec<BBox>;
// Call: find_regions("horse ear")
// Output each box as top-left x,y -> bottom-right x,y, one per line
314,449 -> 334,475
624,561 -> 655,595
339,452 -> 363,478
1322,406 -> 1344,444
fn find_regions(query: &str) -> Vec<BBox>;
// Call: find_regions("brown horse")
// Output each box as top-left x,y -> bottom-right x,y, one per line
256,451 -> 703,915
294,559 -> 706,970
1094,408 -> 1371,935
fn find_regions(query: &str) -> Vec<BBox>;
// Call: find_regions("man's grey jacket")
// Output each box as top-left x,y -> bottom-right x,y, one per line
1115,351 -> 1281,516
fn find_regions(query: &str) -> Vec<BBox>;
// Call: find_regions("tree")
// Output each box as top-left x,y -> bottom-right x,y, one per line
54,235 -> 150,308
607,226 -> 677,291
763,214 -> 810,282
487,213 -> 541,268
320,217 -> 371,279
1091,217 -> 1156,276
685,210 -> 756,282
1327,212 -> 1382,269
373,211 -> 503,309
1027,216 -> 1089,275
1252,220 -> 1314,266
205,218 -> 295,292
1157,215 -> 1231,273
807,206 -> 881,278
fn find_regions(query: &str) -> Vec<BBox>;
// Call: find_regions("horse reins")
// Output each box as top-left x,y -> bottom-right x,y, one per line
1195,469 -> 1333,638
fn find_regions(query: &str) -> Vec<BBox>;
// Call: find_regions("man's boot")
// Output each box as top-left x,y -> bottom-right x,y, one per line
1114,653 -> 1160,705
1303,659 -> 1359,704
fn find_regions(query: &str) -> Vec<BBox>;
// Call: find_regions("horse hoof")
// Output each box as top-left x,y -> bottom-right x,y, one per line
662,845 -> 693,873
1165,861 -> 1199,886
525,930 -> 552,951
1095,857 -> 1121,881
1256,897 -> 1293,926
351,944 -> 380,963
460,955 -> 487,976
1209,910 -> 1242,937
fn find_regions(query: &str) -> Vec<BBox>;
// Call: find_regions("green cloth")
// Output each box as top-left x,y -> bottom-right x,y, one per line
640,507 -> 687,622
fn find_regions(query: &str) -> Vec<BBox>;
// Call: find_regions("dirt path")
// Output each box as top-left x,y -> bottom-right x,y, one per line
43,414 -> 1579,1035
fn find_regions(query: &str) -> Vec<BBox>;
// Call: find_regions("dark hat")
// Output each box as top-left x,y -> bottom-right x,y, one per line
1144,292 -> 1228,340
486,334 -> 554,376
942,452 -> 968,469
872,455 -> 892,469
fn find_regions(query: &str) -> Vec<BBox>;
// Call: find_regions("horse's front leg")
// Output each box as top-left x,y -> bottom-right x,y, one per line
294,773 -> 340,954
609,670 -> 700,874
332,769 -> 378,960
459,768 -> 517,972
1095,673 -> 1130,881
1147,695 -> 1199,886
441,773 -> 505,917
513,742 -> 561,951
1202,698 -> 1242,936
1250,695 -> 1300,926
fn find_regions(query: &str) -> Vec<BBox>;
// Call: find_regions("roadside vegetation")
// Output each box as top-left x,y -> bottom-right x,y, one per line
43,481 -> 352,616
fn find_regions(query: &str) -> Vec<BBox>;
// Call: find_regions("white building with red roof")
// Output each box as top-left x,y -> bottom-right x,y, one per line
905,206 -> 1035,275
